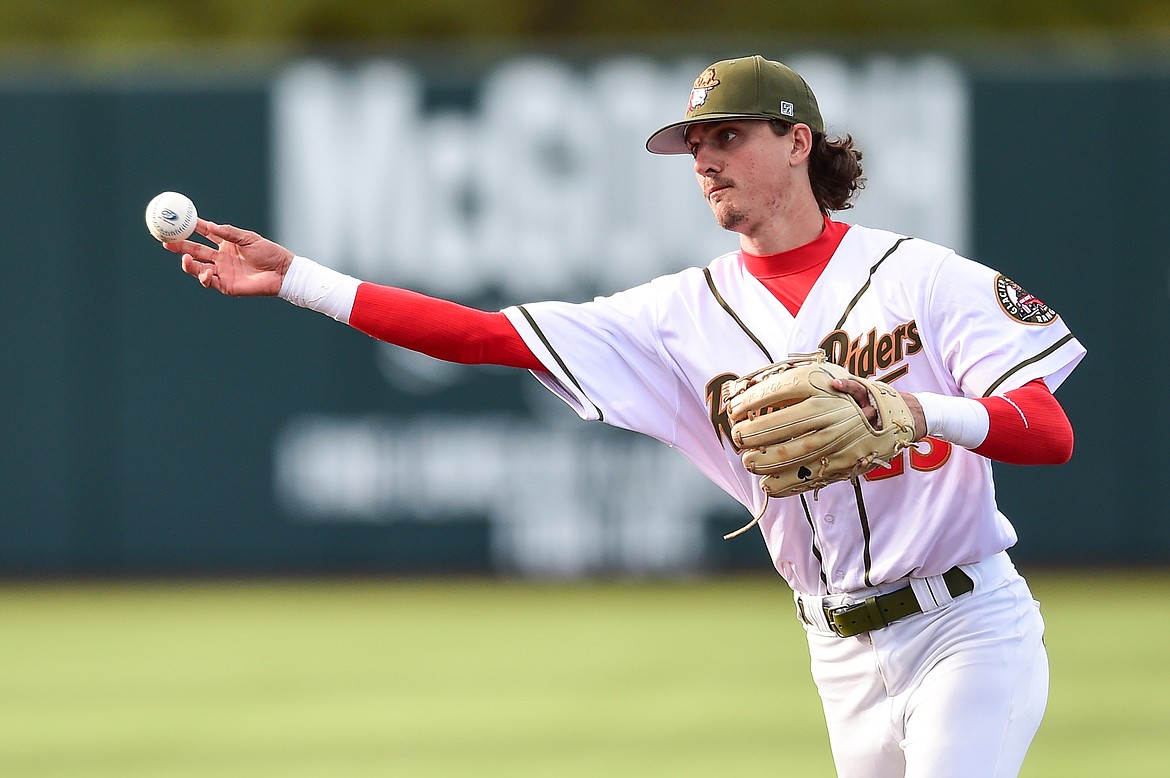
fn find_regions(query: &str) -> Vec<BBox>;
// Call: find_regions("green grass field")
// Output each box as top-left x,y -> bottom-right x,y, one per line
0,570 -> 1166,777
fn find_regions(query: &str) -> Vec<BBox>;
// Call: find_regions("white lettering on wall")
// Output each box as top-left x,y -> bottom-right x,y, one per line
274,415 -> 730,577
273,54 -> 969,296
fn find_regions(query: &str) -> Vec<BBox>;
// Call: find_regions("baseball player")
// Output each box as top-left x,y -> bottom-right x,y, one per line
166,55 -> 1084,777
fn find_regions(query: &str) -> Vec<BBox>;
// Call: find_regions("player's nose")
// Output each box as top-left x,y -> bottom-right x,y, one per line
693,145 -> 723,175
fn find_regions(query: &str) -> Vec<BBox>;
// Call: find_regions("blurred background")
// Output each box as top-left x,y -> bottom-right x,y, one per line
0,2 -> 1168,776
3,0 -> 1169,578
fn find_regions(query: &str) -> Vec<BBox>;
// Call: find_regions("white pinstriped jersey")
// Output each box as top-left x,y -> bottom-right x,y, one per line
503,225 -> 1085,596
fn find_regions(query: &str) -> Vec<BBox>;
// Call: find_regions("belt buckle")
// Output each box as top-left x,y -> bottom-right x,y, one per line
825,601 -> 863,637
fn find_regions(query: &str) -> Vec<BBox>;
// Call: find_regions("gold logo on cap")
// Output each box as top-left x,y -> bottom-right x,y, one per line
688,68 -> 721,113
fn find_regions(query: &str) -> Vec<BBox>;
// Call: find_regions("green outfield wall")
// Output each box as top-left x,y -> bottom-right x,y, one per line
0,54 -> 1160,576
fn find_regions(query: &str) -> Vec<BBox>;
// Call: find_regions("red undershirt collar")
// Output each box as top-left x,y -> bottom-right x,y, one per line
740,215 -> 851,278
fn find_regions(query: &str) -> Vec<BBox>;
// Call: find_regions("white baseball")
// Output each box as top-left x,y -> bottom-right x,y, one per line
145,191 -> 198,242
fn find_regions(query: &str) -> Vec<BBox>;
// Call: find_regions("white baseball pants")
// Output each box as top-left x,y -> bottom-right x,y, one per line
798,553 -> 1049,778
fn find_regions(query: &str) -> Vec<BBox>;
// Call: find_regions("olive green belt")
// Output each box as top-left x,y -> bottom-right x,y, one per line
822,567 -> 974,638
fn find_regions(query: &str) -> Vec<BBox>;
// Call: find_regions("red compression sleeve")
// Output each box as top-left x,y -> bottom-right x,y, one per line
972,379 -> 1073,465
348,282 -> 543,370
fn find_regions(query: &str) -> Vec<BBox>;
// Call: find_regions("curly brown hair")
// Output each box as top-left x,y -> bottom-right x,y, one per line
771,121 -> 866,214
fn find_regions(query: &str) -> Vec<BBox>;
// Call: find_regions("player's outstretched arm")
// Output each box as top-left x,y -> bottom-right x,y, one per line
163,216 -> 544,370
164,219 -> 293,297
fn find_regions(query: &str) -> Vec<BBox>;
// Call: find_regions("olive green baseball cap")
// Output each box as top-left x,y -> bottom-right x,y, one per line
646,55 -> 824,155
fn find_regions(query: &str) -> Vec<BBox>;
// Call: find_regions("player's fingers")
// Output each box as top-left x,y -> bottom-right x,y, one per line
168,239 -> 219,263
204,221 -> 253,245
831,377 -> 868,404
161,236 -> 194,254
195,264 -> 221,290
181,253 -> 218,282
832,378 -> 880,425
189,215 -> 215,236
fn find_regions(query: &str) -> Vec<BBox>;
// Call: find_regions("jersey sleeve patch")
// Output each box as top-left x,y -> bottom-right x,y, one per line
994,274 -> 1058,325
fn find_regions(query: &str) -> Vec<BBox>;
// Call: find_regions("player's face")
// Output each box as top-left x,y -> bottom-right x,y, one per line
686,120 -> 799,236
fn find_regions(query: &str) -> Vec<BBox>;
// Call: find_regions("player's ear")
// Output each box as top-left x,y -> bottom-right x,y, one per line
789,123 -> 814,165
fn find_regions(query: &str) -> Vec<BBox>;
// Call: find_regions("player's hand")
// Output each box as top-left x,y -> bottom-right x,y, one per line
165,219 -> 294,297
832,378 -> 927,440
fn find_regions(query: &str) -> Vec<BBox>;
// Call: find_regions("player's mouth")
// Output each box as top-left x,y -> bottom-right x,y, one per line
706,182 -> 732,200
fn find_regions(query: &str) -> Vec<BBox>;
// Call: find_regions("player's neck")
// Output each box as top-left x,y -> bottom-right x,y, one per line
741,215 -> 847,271
738,200 -> 826,256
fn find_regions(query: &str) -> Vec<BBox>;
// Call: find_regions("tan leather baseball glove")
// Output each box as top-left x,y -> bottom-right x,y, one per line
720,351 -> 917,538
